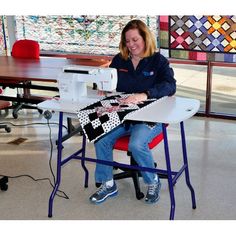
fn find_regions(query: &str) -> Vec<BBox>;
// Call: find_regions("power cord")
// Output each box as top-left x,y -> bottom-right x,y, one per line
0,174 -> 68,199
0,121 -> 68,130
45,112 -> 56,187
0,110 -> 69,199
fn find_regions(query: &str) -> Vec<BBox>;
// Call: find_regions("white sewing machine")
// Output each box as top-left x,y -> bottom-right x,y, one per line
57,65 -> 117,103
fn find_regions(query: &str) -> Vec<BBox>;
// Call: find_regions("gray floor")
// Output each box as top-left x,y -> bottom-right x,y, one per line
0,109 -> 236,220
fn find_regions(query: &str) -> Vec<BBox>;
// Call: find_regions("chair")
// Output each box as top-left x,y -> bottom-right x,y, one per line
0,100 -> 11,133
113,131 -> 165,200
11,39 -> 43,118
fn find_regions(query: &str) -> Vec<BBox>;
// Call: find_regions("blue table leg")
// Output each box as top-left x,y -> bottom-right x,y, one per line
162,124 -> 175,220
48,111 -> 64,218
81,134 -> 89,188
180,121 -> 196,209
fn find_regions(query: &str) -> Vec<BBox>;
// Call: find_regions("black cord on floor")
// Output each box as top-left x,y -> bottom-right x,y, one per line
0,121 -> 68,130
0,174 -> 69,199
0,118 -> 70,199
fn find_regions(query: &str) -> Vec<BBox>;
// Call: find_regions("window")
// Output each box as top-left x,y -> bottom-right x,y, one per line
0,16 -> 9,55
15,15 -> 158,55
211,66 -> 236,116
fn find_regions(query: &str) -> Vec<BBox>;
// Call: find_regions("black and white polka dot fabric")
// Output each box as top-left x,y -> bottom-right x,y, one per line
77,94 -> 156,142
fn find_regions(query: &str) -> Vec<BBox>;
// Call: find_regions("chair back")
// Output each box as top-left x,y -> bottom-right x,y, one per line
11,39 -> 40,59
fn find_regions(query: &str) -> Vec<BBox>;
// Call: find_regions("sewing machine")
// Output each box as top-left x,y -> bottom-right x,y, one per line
57,65 -> 117,103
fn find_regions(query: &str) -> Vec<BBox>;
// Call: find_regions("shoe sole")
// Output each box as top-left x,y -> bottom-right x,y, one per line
90,189 -> 118,204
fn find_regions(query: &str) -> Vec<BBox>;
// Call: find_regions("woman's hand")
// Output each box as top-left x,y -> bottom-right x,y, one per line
120,93 -> 148,104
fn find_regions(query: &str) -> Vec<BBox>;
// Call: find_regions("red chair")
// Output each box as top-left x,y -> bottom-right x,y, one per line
113,131 -> 165,200
11,39 -> 42,118
12,39 -> 40,59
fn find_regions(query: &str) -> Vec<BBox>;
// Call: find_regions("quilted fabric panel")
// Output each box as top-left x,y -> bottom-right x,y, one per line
77,94 -> 156,142
159,15 -> 236,62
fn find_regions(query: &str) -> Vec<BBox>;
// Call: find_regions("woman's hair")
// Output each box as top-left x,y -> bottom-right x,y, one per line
119,19 -> 157,60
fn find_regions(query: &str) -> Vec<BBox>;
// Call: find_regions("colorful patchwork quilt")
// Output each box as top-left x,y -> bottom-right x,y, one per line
160,15 -> 236,62
77,94 -> 156,142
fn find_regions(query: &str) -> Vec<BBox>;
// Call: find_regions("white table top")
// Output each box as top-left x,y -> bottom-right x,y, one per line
38,97 -> 100,114
38,95 -> 200,123
38,87 -> 104,114
124,96 -> 200,123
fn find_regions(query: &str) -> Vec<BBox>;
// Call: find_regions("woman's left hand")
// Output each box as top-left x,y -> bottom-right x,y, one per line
121,93 -> 148,104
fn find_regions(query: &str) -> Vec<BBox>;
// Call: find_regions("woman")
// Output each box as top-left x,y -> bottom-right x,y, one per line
90,19 -> 176,204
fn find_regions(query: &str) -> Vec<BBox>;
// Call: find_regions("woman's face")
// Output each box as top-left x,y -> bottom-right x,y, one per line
125,29 -> 145,58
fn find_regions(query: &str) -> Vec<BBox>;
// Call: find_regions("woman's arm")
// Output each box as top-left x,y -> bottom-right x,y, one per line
146,57 -> 176,99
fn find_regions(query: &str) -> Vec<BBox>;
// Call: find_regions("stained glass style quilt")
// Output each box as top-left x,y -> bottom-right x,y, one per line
160,15 -> 236,62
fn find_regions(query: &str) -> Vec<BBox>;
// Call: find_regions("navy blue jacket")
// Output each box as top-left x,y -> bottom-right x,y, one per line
110,52 -> 176,99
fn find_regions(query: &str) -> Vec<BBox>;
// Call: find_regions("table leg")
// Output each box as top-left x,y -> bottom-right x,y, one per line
48,111 -> 64,218
162,124 -> 175,220
180,121 -> 196,209
81,134 -> 89,188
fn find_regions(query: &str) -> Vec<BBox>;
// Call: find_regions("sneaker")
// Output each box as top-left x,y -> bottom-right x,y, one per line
145,179 -> 161,204
89,182 -> 118,204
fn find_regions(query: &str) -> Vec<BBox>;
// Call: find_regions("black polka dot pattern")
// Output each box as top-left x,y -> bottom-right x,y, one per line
77,94 -> 156,142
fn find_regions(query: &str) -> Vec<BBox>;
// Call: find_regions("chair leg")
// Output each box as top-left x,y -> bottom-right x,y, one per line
114,170 -> 144,200
12,103 -> 43,119
0,124 -> 11,133
130,155 -> 144,199
12,103 -> 23,119
114,154 -> 144,200
131,171 -> 144,200
114,171 -> 133,180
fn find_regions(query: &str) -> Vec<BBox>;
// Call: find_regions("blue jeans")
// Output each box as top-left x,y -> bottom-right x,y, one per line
94,122 -> 162,185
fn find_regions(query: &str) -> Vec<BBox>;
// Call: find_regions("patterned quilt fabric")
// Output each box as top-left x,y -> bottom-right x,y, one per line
77,94 -> 156,142
160,15 -> 236,62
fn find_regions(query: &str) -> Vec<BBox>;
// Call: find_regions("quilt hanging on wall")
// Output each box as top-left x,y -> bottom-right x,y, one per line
15,15 -> 158,55
159,15 -> 236,62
